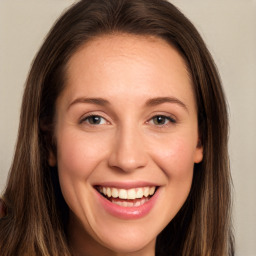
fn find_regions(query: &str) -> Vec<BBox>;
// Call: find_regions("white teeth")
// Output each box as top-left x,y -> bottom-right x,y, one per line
119,189 -> 128,199
134,201 -> 140,207
99,186 -> 156,199
143,187 -> 149,197
107,187 -> 111,198
111,197 -> 150,207
111,188 -> 118,198
127,189 -> 136,199
136,188 -> 144,199
115,201 -> 122,206
149,187 -> 155,195
127,202 -> 133,207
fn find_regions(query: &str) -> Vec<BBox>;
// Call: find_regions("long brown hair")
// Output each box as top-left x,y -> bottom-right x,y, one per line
0,0 -> 234,255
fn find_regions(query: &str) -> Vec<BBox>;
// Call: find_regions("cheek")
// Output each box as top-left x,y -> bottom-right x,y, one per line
150,136 -> 196,219
56,129 -> 109,178
151,136 -> 197,179
55,129 -> 111,205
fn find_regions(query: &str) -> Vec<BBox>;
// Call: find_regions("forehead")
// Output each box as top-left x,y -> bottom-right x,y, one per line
62,33 -> 195,109
67,33 -> 191,80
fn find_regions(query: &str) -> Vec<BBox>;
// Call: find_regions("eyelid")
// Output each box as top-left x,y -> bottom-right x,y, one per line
79,112 -> 111,125
146,114 -> 177,126
81,115 -> 107,125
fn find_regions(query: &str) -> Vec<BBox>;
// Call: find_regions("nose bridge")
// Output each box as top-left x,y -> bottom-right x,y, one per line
108,122 -> 147,172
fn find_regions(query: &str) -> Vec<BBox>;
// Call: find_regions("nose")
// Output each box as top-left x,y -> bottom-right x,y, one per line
108,126 -> 148,172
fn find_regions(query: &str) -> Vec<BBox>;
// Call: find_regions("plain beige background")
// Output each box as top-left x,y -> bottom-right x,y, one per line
0,1 -> 255,255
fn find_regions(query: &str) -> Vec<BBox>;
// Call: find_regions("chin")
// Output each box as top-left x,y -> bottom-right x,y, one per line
99,232 -> 156,255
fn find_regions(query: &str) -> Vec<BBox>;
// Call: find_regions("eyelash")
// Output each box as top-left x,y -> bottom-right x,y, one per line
147,115 -> 176,127
79,114 -> 176,127
79,114 -> 108,125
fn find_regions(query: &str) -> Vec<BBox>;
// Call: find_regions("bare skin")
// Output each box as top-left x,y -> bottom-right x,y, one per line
50,34 -> 203,256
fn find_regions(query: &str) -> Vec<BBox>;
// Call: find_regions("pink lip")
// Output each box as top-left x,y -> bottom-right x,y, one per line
94,186 -> 160,220
94,181 -> 159,189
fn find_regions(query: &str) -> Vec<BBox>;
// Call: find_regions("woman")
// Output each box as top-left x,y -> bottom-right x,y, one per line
0,0 -> 234,255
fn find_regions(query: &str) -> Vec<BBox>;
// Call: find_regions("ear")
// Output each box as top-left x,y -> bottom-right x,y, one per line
194,139 -> 203,163
48,150 -> 57,167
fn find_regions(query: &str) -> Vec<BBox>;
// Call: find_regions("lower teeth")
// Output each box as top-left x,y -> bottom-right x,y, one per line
110,197 -> 150,207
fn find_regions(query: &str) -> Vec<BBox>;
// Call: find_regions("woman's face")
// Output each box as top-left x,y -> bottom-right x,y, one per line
51,34 -> 203,255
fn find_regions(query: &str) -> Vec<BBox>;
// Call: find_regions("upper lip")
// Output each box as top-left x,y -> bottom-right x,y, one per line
93,181 -> 160,189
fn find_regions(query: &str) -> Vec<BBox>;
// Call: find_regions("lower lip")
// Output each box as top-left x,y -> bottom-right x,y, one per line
94,188 -> 160,220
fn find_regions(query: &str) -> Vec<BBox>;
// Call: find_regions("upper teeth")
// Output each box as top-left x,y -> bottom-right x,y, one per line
99,186 -> 156,200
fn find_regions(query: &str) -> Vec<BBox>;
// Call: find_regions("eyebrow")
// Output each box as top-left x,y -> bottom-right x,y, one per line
68,97 -> 110,110
68,96 -> 188,112
145,97 -> 188,112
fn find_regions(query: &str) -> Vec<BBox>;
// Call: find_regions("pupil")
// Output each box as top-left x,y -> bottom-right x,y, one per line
154,116 -> 165,125
89,116 -> 101,124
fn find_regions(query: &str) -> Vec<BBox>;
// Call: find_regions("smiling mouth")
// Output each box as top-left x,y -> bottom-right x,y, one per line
95,186 -> 158,207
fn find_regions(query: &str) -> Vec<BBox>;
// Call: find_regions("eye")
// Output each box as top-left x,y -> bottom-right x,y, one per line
80,115 -> 108,125
149,115 -> 176,126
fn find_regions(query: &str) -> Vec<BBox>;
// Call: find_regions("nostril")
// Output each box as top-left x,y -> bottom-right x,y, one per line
108,154 -> 148,173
